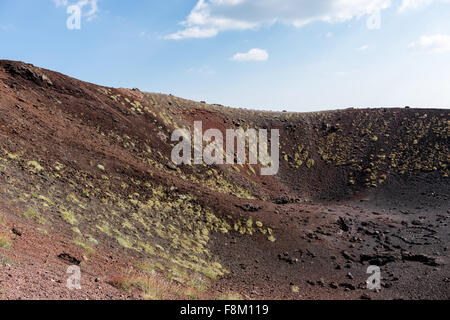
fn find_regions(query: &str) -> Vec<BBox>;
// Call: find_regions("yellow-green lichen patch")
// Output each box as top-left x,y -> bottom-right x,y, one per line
0,234 -> 12,249
23,208 -> 46,225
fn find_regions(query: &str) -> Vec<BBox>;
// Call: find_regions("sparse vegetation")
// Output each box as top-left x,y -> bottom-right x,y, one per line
117,236 -> 133,249
60,208 -> 77,225
73,238 -> 95,256
23,208 -> 46,225
27,160 -> 44,172
0,235 -> 12,249
217,292 -> 243,300
110,268 -> 184,300
0,256 -> 14,266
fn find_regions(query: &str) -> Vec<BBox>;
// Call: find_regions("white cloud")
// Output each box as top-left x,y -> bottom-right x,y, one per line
358,44 -> 370,51
166,27 -> 218,40
231,48 -> 269,61
399,0 -> 450,11
166,0 -> 392,39
52,0 -> 99,21
409,34 -> 450,53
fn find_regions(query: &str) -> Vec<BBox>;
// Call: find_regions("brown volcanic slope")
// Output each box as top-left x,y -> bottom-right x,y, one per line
0,60 -> 449,300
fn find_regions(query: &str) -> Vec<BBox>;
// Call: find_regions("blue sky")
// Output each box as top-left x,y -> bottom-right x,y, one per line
1,0 -> 450,112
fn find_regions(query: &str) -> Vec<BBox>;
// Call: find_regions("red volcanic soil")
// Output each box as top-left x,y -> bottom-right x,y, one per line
0,60 -> 448,300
